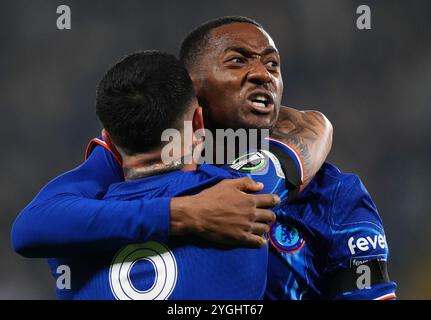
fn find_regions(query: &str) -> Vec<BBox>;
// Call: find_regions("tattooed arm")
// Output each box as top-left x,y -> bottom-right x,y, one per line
271,106 -> 333,187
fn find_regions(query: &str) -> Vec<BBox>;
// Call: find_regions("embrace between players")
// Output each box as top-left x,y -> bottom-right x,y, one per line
12,16 -> 396,300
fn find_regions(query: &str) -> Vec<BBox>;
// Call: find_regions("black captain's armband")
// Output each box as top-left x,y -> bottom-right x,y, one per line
327,259 -> 391,298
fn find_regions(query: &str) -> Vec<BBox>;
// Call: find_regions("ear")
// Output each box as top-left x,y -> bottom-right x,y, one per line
191,106 -> 205,160
192,106 -> 204,133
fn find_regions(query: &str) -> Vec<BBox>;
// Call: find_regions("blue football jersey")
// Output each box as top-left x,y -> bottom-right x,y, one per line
15,131 -> 395,300
47,146 -> 292,300
265,163 -> 397,300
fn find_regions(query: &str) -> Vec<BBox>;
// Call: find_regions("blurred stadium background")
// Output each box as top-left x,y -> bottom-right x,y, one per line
1,0 -> 430,299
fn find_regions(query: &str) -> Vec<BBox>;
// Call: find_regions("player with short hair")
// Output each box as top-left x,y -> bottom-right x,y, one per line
12,16 -> 396,300
51,50 -> 300,299
179,16 -> 331,185
12,17 -> 332,258
177,16 -> 396,300
121,16 -> 396,299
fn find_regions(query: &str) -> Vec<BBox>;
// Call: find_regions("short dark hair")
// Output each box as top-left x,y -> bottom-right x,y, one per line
96,51 -> 195,155
180,16 -> 262,71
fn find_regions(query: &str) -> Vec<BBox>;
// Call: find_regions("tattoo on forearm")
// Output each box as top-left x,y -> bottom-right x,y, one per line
271,124 -> 311,182
271,108 -> 331,187
270,111 -> 322,184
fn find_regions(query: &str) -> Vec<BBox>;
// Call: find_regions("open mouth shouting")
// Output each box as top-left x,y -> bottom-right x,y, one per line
246,91 -> 275,115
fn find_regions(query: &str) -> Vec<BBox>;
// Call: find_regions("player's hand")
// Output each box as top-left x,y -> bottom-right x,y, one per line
170,177 -> 279,248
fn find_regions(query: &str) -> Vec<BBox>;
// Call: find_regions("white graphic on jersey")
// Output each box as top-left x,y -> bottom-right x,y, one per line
109,242 -> 177,300
261,150 -> 285,179
347,234 -> 386,255
230,152 -> 266,172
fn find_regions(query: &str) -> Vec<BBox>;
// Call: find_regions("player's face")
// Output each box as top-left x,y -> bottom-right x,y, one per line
194,23 -> 283,130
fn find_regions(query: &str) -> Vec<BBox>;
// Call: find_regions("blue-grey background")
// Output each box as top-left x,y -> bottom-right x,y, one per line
1,0 -> 430,299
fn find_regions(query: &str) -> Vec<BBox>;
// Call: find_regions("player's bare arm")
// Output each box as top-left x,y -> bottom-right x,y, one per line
271,106 -> 333,187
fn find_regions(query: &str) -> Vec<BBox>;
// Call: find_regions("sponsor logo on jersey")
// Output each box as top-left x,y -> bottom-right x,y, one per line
349,254 -> 387,268
268,221 -> 305,253
347,234 -> 386,255
230,152 -> 267,172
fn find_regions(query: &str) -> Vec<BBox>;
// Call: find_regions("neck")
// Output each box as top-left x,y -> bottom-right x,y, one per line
122,153 -> 197,181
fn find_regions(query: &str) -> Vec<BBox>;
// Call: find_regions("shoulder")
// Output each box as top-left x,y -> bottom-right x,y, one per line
300,163 -> 379,223
292,163 -> 388,266
301,162 -> 361,196
313,164 -> 388,271
104,164 -> 243,201
317,163 -> 383,232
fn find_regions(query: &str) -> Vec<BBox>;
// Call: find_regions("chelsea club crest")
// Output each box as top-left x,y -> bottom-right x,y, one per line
268,221 -> 305,253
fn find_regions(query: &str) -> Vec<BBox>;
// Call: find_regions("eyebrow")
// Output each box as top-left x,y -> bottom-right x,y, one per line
224,46 -> 279,57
